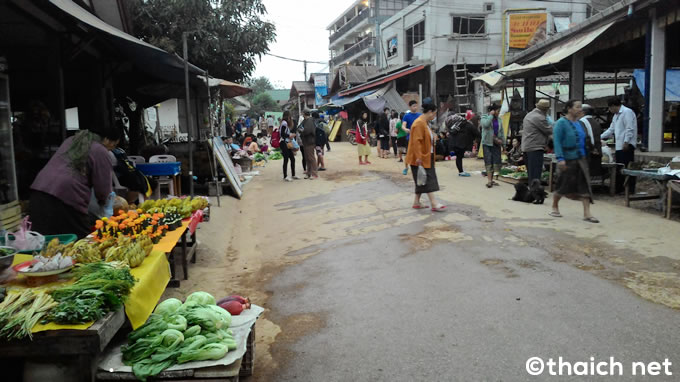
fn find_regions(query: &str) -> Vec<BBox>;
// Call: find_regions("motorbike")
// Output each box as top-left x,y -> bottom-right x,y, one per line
346,128 -> 377,146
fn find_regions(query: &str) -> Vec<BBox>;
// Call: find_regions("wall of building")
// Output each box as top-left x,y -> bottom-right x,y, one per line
380,0 -> 590,71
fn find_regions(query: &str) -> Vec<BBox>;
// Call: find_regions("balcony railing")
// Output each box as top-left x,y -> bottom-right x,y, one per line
329,8 -> 370,44
331,37 -> 375,66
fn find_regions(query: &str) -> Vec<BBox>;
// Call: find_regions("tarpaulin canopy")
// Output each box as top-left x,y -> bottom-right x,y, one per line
633,69 -> 680,102
330,89 -> 378,107
474,22 -> 615,88
363,83 -> 409,113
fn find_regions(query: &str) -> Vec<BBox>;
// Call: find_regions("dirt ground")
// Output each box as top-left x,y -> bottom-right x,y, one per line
161,142 -> 680,381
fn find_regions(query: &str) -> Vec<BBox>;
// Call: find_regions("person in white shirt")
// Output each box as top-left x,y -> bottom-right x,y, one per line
600,97 -> 637,193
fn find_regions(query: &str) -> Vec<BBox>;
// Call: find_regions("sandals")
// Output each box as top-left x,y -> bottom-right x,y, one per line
412,204 -> 425,209
548,211 -> 563,218
583,216 -> 600,223
431,204 -> 447,212
486,183 -> 493,188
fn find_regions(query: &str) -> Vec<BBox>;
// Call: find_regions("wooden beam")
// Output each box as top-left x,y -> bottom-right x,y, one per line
8,0 -> 65,32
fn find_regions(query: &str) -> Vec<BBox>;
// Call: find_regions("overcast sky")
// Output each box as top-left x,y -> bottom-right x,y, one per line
252,0 -> 357,89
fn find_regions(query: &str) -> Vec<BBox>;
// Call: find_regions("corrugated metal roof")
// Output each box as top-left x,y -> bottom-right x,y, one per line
265,89 -> 291,102
469,71 -> 633,83
292,81 -> 314,94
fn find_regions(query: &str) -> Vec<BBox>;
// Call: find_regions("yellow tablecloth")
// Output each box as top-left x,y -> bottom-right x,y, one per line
153,221 -> 189,254
9,249 -> 170,332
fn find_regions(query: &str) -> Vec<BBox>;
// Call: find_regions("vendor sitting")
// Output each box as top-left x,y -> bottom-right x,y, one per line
256,133 -> 269,153
243,136 -> 260,155
29,127 -> 120,238
507,137 -> 525,166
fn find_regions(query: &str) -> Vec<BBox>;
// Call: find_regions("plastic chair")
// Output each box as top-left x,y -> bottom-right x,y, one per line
128,155 -> 145,165
149,155 -> 177,198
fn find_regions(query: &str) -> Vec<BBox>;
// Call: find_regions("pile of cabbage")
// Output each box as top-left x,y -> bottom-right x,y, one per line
122,292 -> 236,381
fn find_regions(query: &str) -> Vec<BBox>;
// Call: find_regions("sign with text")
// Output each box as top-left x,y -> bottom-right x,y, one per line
509,13 -> 547,49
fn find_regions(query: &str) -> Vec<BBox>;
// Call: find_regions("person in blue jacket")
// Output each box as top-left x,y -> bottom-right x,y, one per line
550,99 -> 598,223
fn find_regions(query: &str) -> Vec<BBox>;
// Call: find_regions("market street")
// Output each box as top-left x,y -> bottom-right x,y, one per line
167,142 -> 680,382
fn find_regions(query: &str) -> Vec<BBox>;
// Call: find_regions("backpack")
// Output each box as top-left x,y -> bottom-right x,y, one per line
315,122 -> 327,147
271,128 -> 281,148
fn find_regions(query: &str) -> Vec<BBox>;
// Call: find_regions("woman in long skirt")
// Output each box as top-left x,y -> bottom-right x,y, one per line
405,103 -> 446,212
356,112 -> 371,165
551,99 -> 598,223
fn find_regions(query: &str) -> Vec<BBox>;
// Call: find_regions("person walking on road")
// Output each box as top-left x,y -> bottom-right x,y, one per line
301,110 -> 318,179
580,104 -> 603,176
522,99 -> 552,183
280,111 -> 299,182
313,111 -> 328,171
396,112 -> 409,173
377,108 -> 391,158
389,111 -> 399,157
551,99 -> 598,223
402,100 -> 421,175
446,113 -> 480,177
481,103 -> 506,188
406,103 -> 446,212
601,97 -> 637,194
356,112 -> 371,165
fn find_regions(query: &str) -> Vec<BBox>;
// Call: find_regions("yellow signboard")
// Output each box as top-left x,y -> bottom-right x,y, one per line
509,13 -> 548,49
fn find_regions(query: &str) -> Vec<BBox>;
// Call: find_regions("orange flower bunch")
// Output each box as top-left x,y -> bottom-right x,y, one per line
92,210 -> 168,243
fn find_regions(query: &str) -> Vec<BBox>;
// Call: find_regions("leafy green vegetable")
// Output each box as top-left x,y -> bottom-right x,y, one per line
183,325 -> 201,338
183,291 -> 216,306
154,298 -> 182,316
177,343 -> 229,364
165,315 -> 187,331
124,291 -> 236,380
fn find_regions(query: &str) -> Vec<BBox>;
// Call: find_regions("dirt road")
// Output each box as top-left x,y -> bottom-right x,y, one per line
164,142 -> 680,381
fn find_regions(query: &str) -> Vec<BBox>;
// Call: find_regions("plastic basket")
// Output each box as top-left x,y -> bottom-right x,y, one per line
0,234 -> 77,254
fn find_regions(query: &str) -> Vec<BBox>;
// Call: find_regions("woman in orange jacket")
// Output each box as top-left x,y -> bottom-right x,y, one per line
405,103 -> 446,212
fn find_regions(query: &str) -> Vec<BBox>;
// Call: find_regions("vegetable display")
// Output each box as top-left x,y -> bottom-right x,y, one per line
93,210 -> 169,243
22,253 -> 73,272
138,197 -> 208,219
0,289 -> 57,340
46,262 -> 136,324
123,291 -> 236,381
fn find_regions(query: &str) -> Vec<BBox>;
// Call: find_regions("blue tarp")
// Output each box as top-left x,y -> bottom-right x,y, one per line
633,69 -> 680,102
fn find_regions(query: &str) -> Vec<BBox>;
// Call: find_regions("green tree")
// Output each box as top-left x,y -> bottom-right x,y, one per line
249,93 -> 278,116
129,0 -> 276,82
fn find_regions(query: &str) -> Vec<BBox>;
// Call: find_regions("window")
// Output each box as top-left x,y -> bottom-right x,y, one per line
386,36 -> 398,58
553,15 -> 571,33
484,3 -> 494,12
406,20 -> 425,60
452,16 -> 486,37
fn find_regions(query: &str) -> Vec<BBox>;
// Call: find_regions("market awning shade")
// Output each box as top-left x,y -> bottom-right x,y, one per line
330,89 -> 379,106
363,83 -> 409,113
473,22 -> 615,88
49,0 -> 205,80
199,76 -> 252,98
338,65 -> 426,97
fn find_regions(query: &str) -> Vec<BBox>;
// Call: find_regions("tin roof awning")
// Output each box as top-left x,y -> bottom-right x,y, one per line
49,0 -> 206,79
473,21 -> 615,88
338,65 -> 426,97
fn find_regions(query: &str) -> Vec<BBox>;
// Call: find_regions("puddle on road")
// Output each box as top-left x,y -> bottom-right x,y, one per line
399,224 -> 472,252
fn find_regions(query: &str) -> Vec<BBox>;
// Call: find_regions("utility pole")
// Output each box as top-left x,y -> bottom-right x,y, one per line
182,32 -> 194,197
304,60 -> 307,80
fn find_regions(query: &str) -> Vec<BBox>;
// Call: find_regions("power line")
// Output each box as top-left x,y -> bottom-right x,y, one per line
266,53 -> 326,64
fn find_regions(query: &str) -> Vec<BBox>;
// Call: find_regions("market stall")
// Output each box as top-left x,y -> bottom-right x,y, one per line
0,196 -> 211,381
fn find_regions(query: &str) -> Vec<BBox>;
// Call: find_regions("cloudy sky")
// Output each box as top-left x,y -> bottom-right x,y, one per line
252,0 -> 357,89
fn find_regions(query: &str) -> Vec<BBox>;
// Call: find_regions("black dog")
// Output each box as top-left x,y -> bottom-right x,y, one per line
512,179 -> 547,204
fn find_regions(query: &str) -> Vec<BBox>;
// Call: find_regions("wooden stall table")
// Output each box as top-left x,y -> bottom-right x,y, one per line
0,250 -> 171,381
622,169 -> 674,216
667,180 -> 680,219
153,220 -> 198,288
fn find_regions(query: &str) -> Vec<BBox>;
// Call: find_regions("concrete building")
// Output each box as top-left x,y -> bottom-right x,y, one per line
327,0 -> 415,74
378,0 -> 591,111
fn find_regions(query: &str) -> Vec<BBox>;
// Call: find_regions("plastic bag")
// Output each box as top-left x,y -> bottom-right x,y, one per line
417,165 -> 427,186
5,217 -> 44,251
